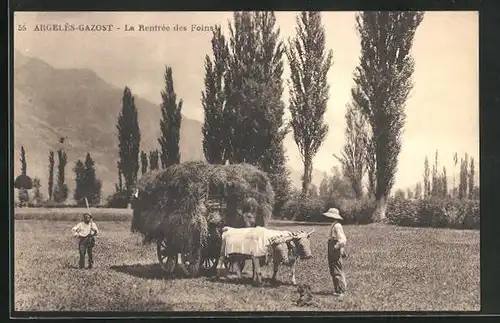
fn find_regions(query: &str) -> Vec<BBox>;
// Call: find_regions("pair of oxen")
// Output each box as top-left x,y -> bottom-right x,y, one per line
213,226 -> 315,286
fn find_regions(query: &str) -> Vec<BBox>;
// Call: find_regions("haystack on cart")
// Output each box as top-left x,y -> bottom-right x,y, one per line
131,162 -> 275,278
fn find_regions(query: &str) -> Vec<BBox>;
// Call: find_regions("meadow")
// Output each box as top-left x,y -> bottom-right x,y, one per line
13,208 -> 480,312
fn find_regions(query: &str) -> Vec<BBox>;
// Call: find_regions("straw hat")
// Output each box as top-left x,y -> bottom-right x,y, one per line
323,208 -> 343,220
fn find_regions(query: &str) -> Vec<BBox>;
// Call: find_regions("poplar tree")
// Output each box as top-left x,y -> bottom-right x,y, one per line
287,11 -> 333,196
334,102 -> 370,199
48,151 -> 54,200
140,150 -> 148,175
117,87 -> 141,200
353,12 -> 424,220
158,67 -> 182,168
202,25 -> 229,164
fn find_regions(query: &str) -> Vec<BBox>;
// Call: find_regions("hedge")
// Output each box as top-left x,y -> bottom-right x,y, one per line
283,194 -> 479,230
387,197 -> 480,230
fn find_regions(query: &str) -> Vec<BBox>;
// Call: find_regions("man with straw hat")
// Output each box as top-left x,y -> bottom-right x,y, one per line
71,212 -> 99,269
323,208 -> 348,297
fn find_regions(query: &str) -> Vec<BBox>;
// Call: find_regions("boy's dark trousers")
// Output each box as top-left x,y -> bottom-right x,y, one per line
78,235 -> 95,269
327,238 -> 347,294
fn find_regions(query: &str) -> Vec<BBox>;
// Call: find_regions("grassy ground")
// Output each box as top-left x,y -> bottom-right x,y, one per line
13,219 -> 480,312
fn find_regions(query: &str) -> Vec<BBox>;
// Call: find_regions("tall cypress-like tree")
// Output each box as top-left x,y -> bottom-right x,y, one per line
53,148 -> 68,203
16,146 -> 31,206
442,166 -> 448,197
149,150 -> 160,171
140,150 -> 148,175
224,12 -> 256,164
334,102 -> 370,199
48,151 -> 54,200
255,12 -> 291,217
459,154 -> 469,199
353,12 -> 424,220
224,12 -> 291,216
115,167 -> 124,193
431,150 -> 439,197
287,11 -> 333,196
202,25 -> 229,164
468,157 -> 475,199
117,87 -> 141,200
158,67 -> 182,168
414,182 -> 422,199
423,156 -> 430,198
83,153 -> 102,206
73,159 -> 85,203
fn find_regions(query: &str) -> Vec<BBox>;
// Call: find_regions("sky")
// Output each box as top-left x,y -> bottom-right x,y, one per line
13,11 -> 479,190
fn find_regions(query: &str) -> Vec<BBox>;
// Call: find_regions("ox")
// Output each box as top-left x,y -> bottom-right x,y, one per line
216,226 -> 314,286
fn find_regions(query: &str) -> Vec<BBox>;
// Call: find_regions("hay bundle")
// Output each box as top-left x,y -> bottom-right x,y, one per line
131,161 -> 274,253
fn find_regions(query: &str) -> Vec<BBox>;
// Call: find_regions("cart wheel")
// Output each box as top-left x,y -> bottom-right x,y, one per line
185,250 -> 201,278
156,238 -> 176,275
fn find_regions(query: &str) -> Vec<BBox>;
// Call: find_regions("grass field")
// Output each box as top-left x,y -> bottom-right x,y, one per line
13,213 -> 480,312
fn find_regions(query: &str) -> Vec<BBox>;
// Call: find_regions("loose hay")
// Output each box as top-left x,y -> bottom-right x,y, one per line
131,161 -> 275,253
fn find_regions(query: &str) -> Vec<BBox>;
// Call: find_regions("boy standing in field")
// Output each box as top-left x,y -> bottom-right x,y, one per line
72,213 -> 99,269
323,208 -> 348,297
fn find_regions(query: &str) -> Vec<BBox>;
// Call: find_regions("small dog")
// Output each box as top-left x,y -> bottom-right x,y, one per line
296,284 -> 313,306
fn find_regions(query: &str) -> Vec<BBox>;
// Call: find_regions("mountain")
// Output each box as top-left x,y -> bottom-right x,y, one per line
13,51 -> 204,202
288,167 -> 326,191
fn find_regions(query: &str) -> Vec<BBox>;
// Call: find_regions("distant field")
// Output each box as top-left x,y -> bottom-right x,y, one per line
13,219 -> 480,312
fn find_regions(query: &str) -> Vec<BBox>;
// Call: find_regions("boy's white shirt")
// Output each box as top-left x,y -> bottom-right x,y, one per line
329,222 -> 347,246
72,221 -> 99,237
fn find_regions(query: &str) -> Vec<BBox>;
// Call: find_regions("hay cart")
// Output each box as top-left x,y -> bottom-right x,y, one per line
131,162 -> 275,278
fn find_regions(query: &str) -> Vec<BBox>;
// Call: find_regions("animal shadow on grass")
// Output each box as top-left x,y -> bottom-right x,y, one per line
208,274 -> 297,288
110,263 -> 173,280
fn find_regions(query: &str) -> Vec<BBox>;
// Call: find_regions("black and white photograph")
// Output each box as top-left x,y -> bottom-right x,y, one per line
12,11 -> 479,312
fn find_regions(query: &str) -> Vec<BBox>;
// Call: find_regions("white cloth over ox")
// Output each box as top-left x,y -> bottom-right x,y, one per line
220,226 -> 291,258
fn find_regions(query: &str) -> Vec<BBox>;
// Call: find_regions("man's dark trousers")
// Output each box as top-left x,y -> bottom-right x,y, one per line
78,235 -> 95,269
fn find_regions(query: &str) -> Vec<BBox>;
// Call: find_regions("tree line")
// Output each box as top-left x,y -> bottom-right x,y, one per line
16,11 -> 476,221
393,151 -> 478,200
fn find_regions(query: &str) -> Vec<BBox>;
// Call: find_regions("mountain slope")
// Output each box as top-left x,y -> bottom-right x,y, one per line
14,51 -> 204,202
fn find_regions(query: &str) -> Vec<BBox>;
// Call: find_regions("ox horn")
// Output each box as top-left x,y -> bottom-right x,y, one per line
307,229 -> 315,236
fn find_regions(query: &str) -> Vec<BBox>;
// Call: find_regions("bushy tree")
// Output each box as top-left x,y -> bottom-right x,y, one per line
32,178 -> 43,206
158,66 -> 183,168
394,189 -> 405,200
287,11 -> 333,196
117,87 -> 141,200
308,183 -> 319,198
74,154 -> 103,206
406,188 -> 414,199
352,11 -> 424,220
